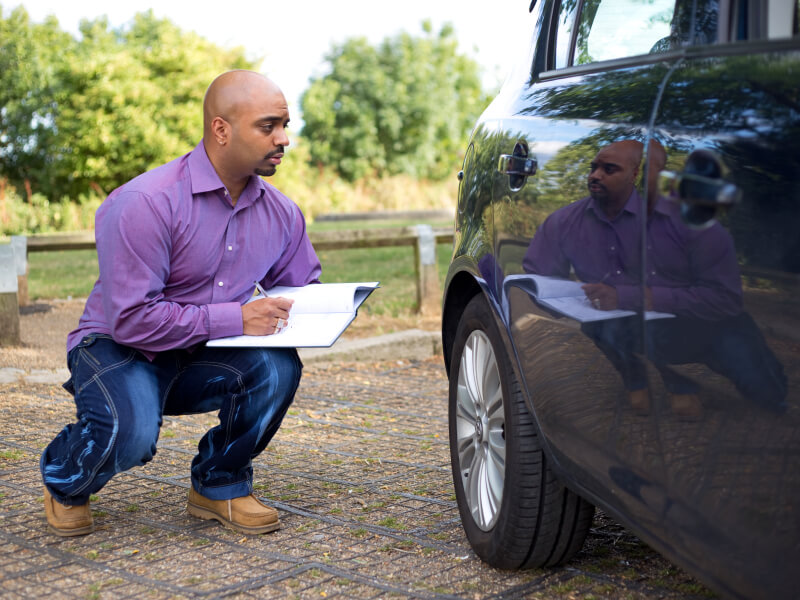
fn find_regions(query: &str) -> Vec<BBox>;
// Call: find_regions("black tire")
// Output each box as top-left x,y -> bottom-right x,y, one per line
448,294 -> 595,569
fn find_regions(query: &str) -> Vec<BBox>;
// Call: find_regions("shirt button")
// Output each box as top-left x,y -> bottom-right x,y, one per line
651,271 -> 656,275
615,270 -> 621,275
610,246 -> 615,251
227,245 -> 233,251
218,281 -> 224,287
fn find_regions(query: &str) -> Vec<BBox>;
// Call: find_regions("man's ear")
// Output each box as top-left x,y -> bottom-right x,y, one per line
211,116 -> 230,146
633,160 -> 644,190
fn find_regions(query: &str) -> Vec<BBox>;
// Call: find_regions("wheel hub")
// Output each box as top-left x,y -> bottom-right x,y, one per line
475,415 -> 484,442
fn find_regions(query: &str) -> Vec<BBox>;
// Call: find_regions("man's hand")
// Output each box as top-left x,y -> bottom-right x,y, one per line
242,297 -> 294,335
581,282 -> 618,311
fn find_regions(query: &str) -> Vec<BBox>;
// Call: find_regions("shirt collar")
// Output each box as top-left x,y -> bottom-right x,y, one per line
651,195 -> 674,217
188,141 -> 226,195
187,141 -> 266,206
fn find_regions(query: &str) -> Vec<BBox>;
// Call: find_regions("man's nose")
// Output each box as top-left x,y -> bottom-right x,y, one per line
276,128 -> 290,147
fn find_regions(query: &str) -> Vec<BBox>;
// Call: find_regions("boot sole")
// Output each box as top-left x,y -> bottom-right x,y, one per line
187,502 -> 280,534
47,523 -> 95,537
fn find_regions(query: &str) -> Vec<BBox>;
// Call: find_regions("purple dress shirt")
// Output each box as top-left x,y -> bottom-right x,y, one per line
522,190 -> 743,320
68,141 -> 321,359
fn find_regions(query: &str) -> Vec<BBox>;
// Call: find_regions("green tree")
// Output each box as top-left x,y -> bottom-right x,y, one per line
300,21 -> 490,182
0,7 -> 256,199
0,5 -> 71,195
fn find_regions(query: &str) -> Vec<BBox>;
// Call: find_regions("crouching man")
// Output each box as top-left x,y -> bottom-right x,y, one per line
41,70 -> 320,536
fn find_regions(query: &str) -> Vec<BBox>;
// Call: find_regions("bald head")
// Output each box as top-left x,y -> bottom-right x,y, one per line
608,140 -> 645,169
645,139 -> 667,211
646,139 -> 667,171
203,70 -> 284,136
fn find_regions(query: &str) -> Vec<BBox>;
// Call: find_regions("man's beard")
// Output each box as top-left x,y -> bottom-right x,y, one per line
255,165 -> 276,177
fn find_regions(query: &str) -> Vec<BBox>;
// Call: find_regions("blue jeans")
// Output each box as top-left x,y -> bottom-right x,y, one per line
41,334 -> 302,506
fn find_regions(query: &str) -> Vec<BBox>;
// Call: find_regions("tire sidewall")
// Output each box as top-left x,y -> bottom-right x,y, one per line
448,294 -> 536,567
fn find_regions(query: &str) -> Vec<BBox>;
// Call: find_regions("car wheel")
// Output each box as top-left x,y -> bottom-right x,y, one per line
449,294 -> 595,568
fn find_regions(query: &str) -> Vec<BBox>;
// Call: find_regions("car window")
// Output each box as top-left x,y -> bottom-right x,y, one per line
576,0 -> 675,62
554,0 -> 582,68
555,0 -> 678,67
730,0 -> 800,40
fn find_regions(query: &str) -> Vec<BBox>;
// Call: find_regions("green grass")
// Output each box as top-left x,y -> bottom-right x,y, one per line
27,224 -> 454,317
28,249 -> 99,300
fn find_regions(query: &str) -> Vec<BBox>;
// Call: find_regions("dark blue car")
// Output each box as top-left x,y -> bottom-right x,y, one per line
442,1 -> 799,598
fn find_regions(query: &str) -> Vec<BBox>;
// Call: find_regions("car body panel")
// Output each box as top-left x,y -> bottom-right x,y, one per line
443,0 -> 800,597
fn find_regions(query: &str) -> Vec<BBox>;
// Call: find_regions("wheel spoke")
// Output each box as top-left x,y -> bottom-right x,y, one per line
455,329 -> 506,532
467,446 -> 485,524
463,339 -> 483,407
485,381 -> 504,422
477,450 -> 499,526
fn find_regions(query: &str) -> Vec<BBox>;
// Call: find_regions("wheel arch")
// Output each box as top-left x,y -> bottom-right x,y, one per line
442,270 -> 484,377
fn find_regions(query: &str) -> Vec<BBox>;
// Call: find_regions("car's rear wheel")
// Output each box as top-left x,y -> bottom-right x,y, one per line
449,294 -> 595,568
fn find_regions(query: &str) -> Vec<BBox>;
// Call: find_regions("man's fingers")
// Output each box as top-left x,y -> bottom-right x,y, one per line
242,295 -> 294,336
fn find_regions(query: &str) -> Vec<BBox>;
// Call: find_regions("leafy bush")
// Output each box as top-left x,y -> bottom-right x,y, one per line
0,179 -> 102,235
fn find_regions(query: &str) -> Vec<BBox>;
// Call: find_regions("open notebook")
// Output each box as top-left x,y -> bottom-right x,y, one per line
207,281 -> 379,348
504,274 -> 673,323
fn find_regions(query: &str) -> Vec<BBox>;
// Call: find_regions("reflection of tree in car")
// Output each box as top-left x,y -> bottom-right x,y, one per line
523,139 -> 788,416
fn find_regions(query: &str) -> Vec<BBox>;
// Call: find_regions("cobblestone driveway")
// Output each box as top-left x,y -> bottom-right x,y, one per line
0,357 -> 713,599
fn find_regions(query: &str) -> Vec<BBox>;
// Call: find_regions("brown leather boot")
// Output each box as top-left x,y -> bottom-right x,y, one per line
43,487 -> 94,537
628,389 -> 650,415
187,487 -> 280,534
670,394 -> 703,420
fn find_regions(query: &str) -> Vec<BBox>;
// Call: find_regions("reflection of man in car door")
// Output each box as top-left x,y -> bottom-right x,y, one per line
523,140 -> 787,416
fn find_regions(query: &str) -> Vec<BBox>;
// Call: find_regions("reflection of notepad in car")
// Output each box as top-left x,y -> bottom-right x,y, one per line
207,281 -> 379,348
504,274 -> 673,323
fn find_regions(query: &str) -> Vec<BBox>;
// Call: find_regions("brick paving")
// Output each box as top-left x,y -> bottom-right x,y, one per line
0,356 -> 713,599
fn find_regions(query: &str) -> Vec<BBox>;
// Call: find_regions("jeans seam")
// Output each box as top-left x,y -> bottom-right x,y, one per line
71,374 -> 120,498
74,351 -> 137,396
189,360 -> 246,453
68,347 -> 136,497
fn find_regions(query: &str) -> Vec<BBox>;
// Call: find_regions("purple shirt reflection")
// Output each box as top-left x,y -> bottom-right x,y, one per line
522,190 -> 743,320
68,142 -> 321,360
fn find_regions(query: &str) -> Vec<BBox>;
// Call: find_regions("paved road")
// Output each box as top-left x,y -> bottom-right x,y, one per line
0,350 -> 712,599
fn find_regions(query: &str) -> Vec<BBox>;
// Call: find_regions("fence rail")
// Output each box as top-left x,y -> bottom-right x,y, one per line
23,227 -> 455,252
1,226 -> 456,345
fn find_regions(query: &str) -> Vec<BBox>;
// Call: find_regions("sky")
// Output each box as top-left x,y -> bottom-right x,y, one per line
10,1 -> 533,125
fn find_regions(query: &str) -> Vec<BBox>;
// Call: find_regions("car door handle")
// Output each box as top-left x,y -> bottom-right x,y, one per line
498,154 -> 538,177
659,170 -> 741,206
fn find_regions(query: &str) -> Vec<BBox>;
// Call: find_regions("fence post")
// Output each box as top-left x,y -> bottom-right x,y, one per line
11,235 -> 28,306
413,224 -> 441,315
0,244 -> 21,346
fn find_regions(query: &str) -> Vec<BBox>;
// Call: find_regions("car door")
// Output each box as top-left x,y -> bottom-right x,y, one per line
647,0 -> 800,596
493,0 -> 684,528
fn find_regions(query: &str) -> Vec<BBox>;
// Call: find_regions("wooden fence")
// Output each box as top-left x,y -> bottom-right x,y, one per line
1,226 -> 455,345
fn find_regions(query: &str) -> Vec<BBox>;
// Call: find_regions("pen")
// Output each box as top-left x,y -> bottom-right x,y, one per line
253,280 -> 269,297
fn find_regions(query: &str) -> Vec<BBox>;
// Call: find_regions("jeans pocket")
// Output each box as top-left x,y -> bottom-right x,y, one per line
65,334 -> 113,394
